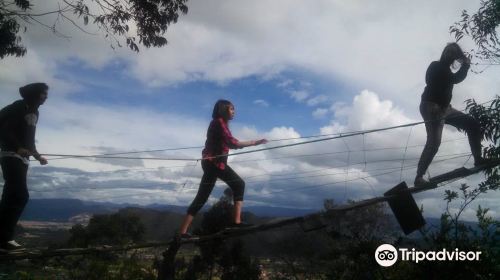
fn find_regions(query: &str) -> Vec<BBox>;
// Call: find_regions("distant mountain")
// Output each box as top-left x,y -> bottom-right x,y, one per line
21,199 -> 118,222
21,199 -> 483,237
244,206 -> 317,217
21,199 -> 318,222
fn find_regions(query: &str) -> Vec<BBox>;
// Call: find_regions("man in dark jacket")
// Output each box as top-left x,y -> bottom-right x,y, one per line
415,43 -> 488,186
0,83 -> 48,252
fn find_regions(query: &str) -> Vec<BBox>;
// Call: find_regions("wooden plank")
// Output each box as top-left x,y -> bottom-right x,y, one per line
328,159 -> 500,213
180,217 -> 304,244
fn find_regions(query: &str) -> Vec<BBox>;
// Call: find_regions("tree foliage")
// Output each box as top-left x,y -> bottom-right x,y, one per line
451,0 -> 500,63
466,96 -> 500,191
396,185 -> 500,280
67,212 -> 145,247
0,0 -> 189,58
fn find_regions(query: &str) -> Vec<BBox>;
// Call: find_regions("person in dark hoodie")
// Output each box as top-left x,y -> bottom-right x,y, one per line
0,83 -> 48,252
415,43 -> 488,186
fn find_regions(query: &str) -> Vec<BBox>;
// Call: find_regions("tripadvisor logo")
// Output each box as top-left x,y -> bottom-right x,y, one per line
375,244 -> 398,267
374,244 -> 482,267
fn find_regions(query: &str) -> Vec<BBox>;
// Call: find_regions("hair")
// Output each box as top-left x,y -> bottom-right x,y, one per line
212,99 -> 233,120
440,43 -> 467,65
19,82 -> 48,103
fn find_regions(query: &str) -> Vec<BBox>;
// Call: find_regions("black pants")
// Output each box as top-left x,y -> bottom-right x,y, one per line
187,160 -> 245,215
0,157 -> 29,243
416,101 -> 482,178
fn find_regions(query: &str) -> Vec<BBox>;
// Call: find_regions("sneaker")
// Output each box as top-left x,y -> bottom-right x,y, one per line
414,177 -> 429,187
0,240 -> 24,251
179,233 -> 193,240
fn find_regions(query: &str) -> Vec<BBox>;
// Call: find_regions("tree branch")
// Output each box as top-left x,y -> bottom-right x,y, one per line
59,12 -> 97,35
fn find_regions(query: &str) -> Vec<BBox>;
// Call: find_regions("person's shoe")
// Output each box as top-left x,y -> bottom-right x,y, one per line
414,177 -> 430,187
179,233 -> 193,240
0,240 -> 24,252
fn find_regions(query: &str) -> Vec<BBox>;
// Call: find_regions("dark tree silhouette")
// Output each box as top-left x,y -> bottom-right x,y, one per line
451,0 -> 500,63
178,189 -> 261,279
0,0 -> 189,58
466,97 -> 500,190
67,212 -> 145,247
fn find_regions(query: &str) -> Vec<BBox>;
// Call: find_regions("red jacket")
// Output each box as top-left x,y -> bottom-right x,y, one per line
202,118 -> 239,169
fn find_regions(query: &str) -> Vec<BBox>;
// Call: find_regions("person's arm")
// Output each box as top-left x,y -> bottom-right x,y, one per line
451,59 -> 470,84
33,152 -> 48,165
234,139 -> 268,148
31,141 -> 47,165
30,114 -> 48,165
219,119 -> 267,149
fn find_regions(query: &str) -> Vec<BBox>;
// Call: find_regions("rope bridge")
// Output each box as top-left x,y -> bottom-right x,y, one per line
1,159 -> 498,263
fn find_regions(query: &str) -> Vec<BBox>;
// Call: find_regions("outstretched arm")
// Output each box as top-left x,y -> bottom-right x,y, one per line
234,139 -> 268,148
218,119 -> 268,149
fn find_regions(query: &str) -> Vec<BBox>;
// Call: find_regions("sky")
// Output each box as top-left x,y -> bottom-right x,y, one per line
1,0 -> 500,221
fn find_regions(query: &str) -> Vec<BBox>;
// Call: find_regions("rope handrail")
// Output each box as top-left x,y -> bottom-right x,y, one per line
39,119 -> 428,162
36,98 -> 497,161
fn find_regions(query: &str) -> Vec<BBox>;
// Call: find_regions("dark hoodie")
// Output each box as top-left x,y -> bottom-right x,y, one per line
0,83 -> 46,156
421,61 -> 470,108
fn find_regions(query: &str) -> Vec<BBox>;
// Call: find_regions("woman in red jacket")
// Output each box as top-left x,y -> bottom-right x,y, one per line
179,100 -> 267,237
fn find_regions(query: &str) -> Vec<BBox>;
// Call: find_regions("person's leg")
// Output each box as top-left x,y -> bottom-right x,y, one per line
179,215 -> 194,235
444,107 -> 483,164
0,158 -> 29,244
218,165 -> 245,224
181,161 -> 217,234
416,102 -> 445,183
233,201 -> 243,224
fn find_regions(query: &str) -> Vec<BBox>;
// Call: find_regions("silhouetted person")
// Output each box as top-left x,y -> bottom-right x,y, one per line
0,83 -> 48,252
179,99 -> 267,238
415,43 -> 488,186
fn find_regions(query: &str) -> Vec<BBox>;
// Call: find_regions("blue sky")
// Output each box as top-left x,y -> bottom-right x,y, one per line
59,59 -> 354,134
1,0 -> 500,221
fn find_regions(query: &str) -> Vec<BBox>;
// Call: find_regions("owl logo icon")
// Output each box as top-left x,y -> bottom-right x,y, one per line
375,244 -> 398,267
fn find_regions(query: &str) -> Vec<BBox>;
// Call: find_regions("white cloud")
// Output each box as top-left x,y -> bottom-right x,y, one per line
290,90 -> 310,102
265,126 -> 301,140
123,0 -> 495,110
4,0 -> 498,111
277,79 -> 293,88
253,99 -> 269,107
312,108 -> 329,119
307,95 -> 329,107
36,97 -> 207,171
328,90 -> 412,131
